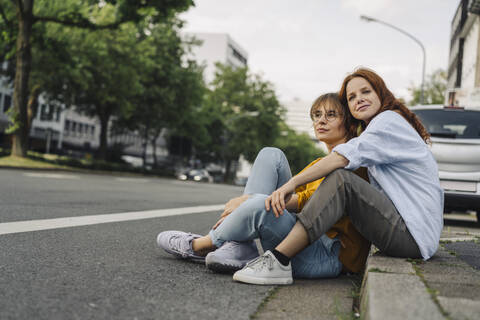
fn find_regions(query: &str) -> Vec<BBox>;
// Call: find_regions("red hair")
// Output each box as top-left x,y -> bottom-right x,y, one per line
338,68 -> 430,144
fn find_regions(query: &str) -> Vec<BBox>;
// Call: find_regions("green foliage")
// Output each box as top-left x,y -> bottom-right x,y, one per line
2,0 -> 195,157
273,123 -> 325,175
0,0 -> 16,66
4,107 -> 20,134
198,63 -> 284,162
408,69 -> 447,105
111,17 -> 206,165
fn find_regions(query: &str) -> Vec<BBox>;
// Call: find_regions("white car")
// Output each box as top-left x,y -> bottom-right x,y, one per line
411,105 -> 480,224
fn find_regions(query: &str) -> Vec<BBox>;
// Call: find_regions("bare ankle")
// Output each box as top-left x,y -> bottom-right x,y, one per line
192,236 -> 215,256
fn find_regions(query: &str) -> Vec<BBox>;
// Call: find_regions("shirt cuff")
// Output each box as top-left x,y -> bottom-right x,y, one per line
333,143 -> 359,170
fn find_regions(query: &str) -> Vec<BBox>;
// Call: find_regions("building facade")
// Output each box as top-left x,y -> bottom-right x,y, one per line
0,63 -> 160,159
184,32 -> 248,84
447,0 -> 480,107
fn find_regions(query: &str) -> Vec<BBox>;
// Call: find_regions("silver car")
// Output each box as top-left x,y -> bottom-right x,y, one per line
411,105 -> 480,224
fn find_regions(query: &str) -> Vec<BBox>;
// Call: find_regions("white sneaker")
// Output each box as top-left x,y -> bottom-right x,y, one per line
232,250 -> 293,285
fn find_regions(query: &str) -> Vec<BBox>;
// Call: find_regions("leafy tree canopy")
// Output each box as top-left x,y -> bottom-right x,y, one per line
408,69 -> 447,105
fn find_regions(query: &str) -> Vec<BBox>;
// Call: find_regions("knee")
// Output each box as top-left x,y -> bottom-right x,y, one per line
236,194 -> 269,218
257,147 -> 285,160
325,169 -> 349,183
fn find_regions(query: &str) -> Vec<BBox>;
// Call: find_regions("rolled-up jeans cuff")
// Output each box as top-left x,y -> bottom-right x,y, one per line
296,213 -> 318,245
208,229 -> 225,248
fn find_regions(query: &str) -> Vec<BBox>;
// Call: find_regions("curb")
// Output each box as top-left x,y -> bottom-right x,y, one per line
359,249 -> 443,320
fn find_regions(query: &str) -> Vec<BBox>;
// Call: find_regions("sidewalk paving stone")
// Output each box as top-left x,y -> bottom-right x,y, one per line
436,297 -> 480,320
254,275 -> 357,320
360,253 -> 443,320
419,243 -> 480,320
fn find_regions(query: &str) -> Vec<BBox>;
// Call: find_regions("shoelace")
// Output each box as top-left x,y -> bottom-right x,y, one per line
245,254 -> 273,271
169,234 -> 193,258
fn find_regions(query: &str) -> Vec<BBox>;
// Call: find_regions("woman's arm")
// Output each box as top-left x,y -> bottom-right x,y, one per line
265,152 -> 348,217
285,193 -> 299,212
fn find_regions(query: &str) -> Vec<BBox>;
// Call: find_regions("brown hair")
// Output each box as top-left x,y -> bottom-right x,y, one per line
310,92 -> 361,141
338,68 -> 430,144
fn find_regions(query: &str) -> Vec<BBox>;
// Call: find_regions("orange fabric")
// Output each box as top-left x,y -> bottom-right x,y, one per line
295,159 -> 371,273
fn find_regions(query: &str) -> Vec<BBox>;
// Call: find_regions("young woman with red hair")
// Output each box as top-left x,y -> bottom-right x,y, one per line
232,68 -> 443,285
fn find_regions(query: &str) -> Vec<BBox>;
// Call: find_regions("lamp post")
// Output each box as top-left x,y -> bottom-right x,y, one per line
360,15 -> 426,104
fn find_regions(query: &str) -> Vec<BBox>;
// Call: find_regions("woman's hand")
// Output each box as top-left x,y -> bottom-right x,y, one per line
265,180 -> 296,217
212,216 -> 225,230
212,194 -> 249,229
221,194 -> 249,218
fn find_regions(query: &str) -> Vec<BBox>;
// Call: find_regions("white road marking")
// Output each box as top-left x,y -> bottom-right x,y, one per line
0,204 -> 224,236
23,173 -> 79,179
114,177 -> 150,183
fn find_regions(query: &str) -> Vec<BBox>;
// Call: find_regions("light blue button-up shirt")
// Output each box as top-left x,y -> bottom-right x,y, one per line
333,111 -> 444,260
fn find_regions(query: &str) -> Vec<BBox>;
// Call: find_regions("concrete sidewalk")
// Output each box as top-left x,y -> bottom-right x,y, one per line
254,225 -> 480,320
360,227 -> 480,320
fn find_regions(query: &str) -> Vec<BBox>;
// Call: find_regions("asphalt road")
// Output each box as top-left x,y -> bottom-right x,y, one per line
0,169 -> 276,320
2,168 -> 479,320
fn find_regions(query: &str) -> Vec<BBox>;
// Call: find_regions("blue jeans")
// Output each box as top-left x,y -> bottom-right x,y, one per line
209,147 -> 342,279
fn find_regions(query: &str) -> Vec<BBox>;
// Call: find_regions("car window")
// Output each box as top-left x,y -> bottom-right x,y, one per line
413,109 -> 480,139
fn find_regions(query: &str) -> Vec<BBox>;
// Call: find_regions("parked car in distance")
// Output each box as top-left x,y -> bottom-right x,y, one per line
234,176 -> 248,186
177,169 -> 213,183
411,105 -> 480,224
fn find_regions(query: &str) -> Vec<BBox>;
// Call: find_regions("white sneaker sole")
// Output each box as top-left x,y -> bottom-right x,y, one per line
232,272 -> 293,285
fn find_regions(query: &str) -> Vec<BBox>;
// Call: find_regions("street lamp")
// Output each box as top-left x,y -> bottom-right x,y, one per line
360,15 -> 426,104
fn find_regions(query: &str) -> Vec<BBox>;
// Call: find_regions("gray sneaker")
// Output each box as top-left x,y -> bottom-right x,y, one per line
156,230 -> 205,262
205,241 -> 259,273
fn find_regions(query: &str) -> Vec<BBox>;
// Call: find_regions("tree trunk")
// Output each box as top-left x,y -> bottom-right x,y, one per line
97,112 -> 110,161
141,126 -> 149,169
11,0 -> 34,157
151,129 -> 161,168
27,84 -> 41,131
151,137 -> 157,168
224,159 -> 231,183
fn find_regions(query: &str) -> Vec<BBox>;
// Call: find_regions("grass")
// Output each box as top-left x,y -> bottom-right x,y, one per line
367,267 -> 388,273
0,155 -> 72,169
0,147 -> 174,177
250,287 -> 279,319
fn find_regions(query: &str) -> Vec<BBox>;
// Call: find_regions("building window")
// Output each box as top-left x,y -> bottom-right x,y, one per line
0,92 -> 3,112
78,123 -> 83,135
71,121 -> 77,135
64,120 -> 71,132
55,107 -> 61,122
3,94 -> 12,113
40,104 -> 48,121
229,44 -> 247,65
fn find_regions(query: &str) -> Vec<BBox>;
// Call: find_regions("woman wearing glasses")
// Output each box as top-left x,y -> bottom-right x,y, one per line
157,92 -> 371,281
231,68 -> 443,285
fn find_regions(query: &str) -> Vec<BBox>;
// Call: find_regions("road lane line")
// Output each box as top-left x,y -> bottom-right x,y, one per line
23,173 -> 79,179
0,204 -> 224,236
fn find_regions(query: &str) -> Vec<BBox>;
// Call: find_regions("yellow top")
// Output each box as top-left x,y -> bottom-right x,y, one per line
295,158 -> 371,273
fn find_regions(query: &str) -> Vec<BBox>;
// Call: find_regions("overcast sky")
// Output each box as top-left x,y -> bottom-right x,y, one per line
180,0 -> 460,103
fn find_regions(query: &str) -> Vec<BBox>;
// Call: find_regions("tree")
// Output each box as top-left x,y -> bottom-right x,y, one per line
114,19 -> 206,167
408,69 -> 447,105
0,0 -> 193,157
65,21 -> 142,160
199,63 -> 284,182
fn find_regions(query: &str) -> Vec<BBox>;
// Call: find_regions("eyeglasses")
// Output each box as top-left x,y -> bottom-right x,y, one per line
311,110 -> 341,123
